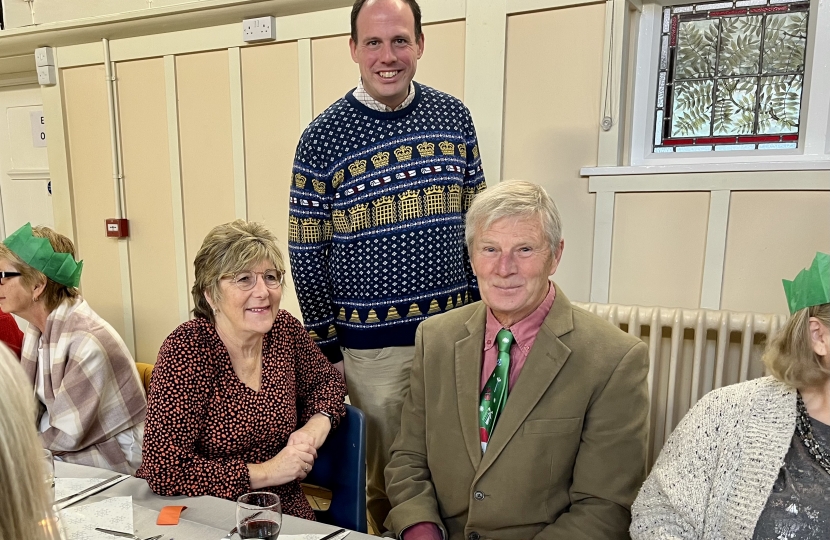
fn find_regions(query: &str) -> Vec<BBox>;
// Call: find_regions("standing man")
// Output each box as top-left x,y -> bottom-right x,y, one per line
385,180 -> 650,539
287,0 -> 486,531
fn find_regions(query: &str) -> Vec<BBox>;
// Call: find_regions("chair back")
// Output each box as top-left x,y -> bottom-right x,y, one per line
135,362 -> 154,394
304,404 -> 367,533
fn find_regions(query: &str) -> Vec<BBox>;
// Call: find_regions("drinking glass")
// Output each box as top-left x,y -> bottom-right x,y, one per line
236,492 -> 281,540
41,448 -> 55,502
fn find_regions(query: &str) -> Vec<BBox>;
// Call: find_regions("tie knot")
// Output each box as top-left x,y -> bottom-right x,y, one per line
496,328 -> 514,354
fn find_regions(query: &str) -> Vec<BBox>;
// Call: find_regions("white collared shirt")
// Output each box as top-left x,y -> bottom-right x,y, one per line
353,78 -> 416,112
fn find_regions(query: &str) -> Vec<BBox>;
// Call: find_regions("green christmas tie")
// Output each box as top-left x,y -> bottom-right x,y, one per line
479,328 -> 513,453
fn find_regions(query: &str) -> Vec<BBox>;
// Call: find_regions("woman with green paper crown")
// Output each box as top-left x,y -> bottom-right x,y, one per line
0,223 -> 146,474
631,251 -> 830,540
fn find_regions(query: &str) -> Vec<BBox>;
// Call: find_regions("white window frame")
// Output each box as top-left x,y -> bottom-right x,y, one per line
627,0 -> 830,168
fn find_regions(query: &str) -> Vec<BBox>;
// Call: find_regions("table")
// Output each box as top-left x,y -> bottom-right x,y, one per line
56,462 -> 375,540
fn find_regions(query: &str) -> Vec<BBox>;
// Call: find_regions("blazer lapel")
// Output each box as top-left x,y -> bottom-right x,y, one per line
456,303 -> 487,470
475,284 -> 575,478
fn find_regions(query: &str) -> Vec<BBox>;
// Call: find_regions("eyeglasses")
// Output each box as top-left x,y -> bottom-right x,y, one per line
0,271 -> 22,285
223,269 -> 284,291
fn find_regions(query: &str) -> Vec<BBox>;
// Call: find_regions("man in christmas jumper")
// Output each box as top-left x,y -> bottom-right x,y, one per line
287,0 -> 486,531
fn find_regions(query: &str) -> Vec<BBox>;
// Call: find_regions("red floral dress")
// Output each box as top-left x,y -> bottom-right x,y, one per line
136,311 -> 347,519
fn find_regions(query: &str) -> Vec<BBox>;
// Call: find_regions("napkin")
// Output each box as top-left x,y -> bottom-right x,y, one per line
58,496 -> 133,540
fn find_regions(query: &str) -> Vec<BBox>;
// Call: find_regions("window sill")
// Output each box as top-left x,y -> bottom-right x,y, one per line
581,160 -> 830,177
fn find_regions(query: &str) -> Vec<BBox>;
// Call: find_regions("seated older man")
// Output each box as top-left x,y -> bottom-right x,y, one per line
384,180 -> 650,540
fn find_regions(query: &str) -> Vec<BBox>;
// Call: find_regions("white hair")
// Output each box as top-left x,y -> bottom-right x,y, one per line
465,179 -> 563,255
0,344 -> 61,539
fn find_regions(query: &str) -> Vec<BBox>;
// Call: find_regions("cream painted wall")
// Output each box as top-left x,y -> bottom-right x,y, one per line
29,1 -> 830,370
61,65 -> 127,337
311,36 -> 354,117
722,191 -> 830,315
176,51 -> 237,293
242,42 -> 303,318
117,58 -> 181,363
610,192 -> 709,309
502,5 -> 606,303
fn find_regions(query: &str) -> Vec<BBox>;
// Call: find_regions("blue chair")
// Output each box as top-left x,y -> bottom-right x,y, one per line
304,404 -> 367,533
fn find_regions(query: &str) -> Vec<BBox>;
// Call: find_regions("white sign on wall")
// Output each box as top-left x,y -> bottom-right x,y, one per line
30,111 -> 46,147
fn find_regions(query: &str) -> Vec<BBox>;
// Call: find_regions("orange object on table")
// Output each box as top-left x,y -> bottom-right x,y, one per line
157,505 -> 187,525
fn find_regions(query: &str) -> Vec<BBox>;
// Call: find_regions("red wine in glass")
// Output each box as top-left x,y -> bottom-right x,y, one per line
239,518 -> 280,540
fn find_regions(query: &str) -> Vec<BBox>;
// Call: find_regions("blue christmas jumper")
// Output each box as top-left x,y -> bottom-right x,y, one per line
288,82 -> 486,362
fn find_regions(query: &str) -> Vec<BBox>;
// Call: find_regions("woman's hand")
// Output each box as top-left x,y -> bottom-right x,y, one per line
287,413 -> 332,450
248,443 -> 318,488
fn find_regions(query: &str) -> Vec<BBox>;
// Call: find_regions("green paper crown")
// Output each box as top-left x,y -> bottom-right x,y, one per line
3,223 -> 83,288
782,252 -> 830,314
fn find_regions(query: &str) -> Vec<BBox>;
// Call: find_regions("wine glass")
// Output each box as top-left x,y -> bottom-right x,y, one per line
41,448 -> 55,502
236,492 -> 281,540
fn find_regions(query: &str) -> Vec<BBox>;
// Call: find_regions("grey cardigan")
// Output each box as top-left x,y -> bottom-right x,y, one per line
631,376 -> 796,540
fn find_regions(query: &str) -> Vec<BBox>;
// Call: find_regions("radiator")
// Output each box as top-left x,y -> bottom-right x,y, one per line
573,302 -> 786,467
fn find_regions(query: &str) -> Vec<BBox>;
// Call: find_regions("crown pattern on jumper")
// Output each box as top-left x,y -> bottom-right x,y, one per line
423,184 -> 446,196
4,222 -> 84,288
333,169 -> 345,188
371,152 -> 390,169
294,173 -> 307,189
783,252 -> 830,314
398,189 -> 420,201
394,145 -> 413,162
472,145 -> 480,158
458,144 -> 467,158
373,195 -> 396,207
439,141 -> 455,155
312,179 -> 326,194
417,142 -> 435,157
348,160 -> 367,176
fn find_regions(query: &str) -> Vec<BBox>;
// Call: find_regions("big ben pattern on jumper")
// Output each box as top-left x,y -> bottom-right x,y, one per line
288,83 -> 486,354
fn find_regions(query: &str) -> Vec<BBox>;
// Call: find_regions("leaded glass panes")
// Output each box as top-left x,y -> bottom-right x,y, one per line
653,0 -> 808,152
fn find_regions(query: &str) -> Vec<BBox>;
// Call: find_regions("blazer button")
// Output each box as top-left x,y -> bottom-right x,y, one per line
469,532 -> 480,540
473,490 -> 485,500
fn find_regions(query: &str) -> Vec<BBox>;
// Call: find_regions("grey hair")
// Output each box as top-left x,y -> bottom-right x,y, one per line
465,180 -> 563,255
0,344 -> 61,540
191,220 -> 286,323
764,303 -> 830,388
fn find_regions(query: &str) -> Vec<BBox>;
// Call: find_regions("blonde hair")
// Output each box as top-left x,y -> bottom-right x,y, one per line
465,180 -> 563,257
763,303 -> 830,388
0,344 -> 61,540
0,225 -> 79,312
192,220 -> 286,323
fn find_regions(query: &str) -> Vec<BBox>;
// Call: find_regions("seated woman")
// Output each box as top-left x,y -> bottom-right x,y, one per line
137,220 -> 346,520
0,343 -> 63,540
631,252 -> 830,539
0,223 -> 146,474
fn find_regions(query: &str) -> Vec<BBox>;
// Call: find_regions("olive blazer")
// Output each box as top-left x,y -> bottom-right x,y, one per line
385,284 -> 650,540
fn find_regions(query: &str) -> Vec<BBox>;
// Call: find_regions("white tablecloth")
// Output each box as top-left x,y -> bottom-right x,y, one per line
56,462 -> 374,540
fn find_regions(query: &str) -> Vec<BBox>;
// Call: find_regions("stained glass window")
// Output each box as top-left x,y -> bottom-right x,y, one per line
653,0 -> 809,153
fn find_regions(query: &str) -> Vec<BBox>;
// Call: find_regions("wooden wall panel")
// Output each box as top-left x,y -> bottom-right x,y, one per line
502,5 -> 606,302
242,42 -> 303,318
176,51 -> 237,293
722,191 -> 830,314
62,65 -> 127,336
609,192 -> 709,309
118,58 -> 180,362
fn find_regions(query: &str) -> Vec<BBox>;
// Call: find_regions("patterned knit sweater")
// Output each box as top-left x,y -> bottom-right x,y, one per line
631,376 -> 797,539
288,82 -> 486,361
